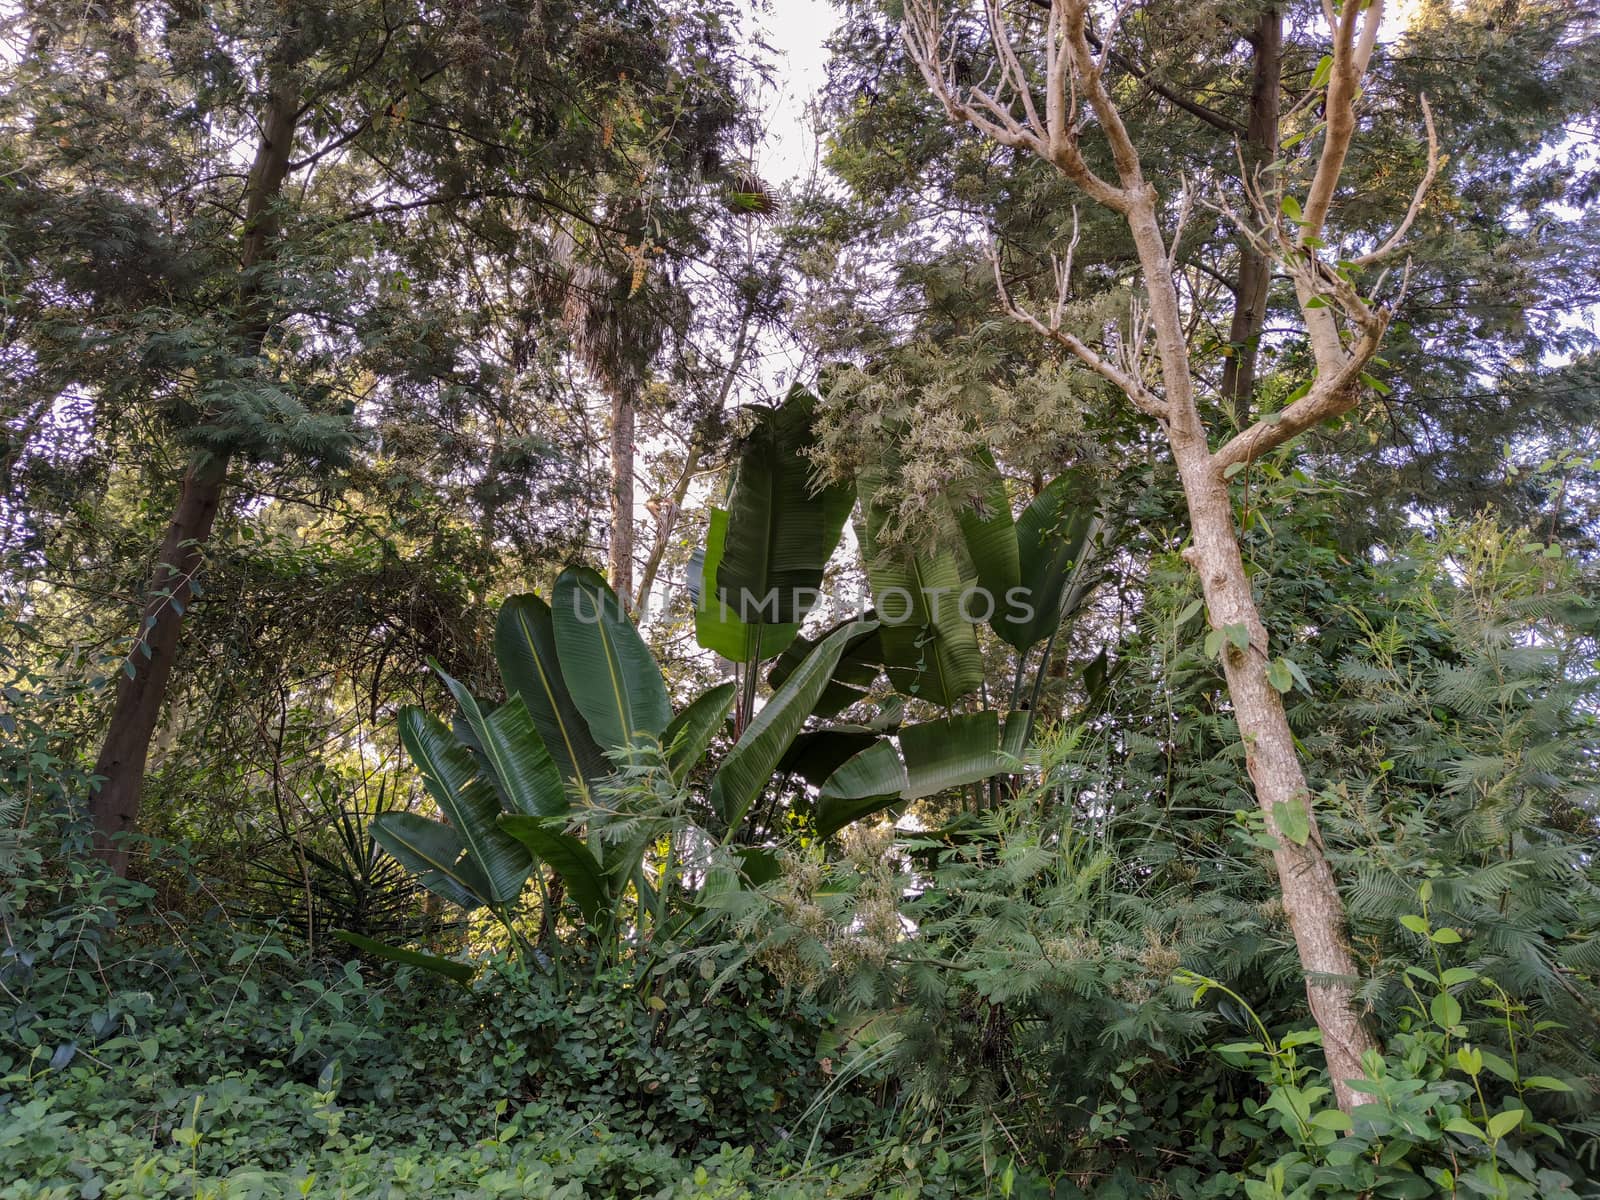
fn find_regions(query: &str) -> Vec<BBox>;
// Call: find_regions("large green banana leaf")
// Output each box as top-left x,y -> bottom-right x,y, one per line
814,711 -> 1028,838
858,468 -> 984,707
551,567 -> 673,751
708,617 -> 880,836
499,815 -> 614,934
495,594 -> 609,795
397,706 -> 532,904
955,451 -> 1020,604
369,810 -> 490,910
992,471 -> 1098,652
714,387 -> 853,627
433,662 -> 567,819
691,509 -> 800,662
661,681 -> 735,782
766,614 -> 883,719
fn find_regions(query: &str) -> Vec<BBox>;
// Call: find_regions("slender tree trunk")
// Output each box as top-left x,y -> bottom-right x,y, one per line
608,390 -> 635,601
89,75 -> 299,872
1172,437 -> 1376,1109
633,442 -> 699,613
1128,192 -> 1378,1112
90,457 -> 228,872
1219,4 -> 1281,423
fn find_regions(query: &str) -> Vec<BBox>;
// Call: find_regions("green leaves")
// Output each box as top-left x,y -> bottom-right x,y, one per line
397,707 -> 530,904
551,567 -> 672,751
495,594 -> 608,793
369,810 -> 489,911
692,509 -> 800,662
661,682 -> 735,782
331,930 -> 476,984
1271,798 -> 1311,847
713,386 -> 853,629
499,815 -> 614,933
815,711 -> 1025,838
991,471 -> 1098,653
709,618 -> 879,834
859,467 -> 983,706
433,662 -> 566,819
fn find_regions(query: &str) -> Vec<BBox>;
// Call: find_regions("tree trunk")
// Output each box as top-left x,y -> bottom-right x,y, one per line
608,389 -> 635,601
89,455 -> 228,873
1172,436 -> 1375,1110
1219,4 -> 1281,422
88,73 -> 299,873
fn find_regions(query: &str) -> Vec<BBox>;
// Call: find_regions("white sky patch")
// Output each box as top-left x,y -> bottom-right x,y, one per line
752,0 -> 839,187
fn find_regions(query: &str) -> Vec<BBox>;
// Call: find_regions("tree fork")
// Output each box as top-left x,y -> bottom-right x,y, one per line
903,0 -> 1433,1109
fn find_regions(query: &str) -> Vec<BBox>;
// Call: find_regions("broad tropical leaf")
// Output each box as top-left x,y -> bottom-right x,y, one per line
496,594 -> 608,795
714,386 -> 853,627
776,728 -> 881,786
397,706 -> 531,903
691,508 -> 799,661
858,467 -> 984,706
767,614 -> 883,718
814,711 -> 1027,837
993,471 -> 1098,652
552,566 -> 673,750
433,662 -> 567,819
369,811 -> 489,910
499,815 -> 613,933
661,681 -> 735,782
955,452 -> 1020,604
331,930 -> 476,984
709,617 -> 880,835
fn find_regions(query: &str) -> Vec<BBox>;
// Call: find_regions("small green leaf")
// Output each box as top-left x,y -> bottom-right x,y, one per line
1430,927 -> 1464,944
1310,1109 -> 1353,1132
1204,629 -> 1225,659
1281,194 -> 1304,222
1176,599 -> 1205,626
1522,1076 -> 1573,1093
1225,623 -> 1250,652
1456,1046 -> 1483,1076
1486,1109 -> 1525,1142
1310,54 -> 1334,89
1399,914 -> 1429,935
1272,798 -> 1311,847
1267,658 -> 1294,693
1430,992 -> 1462,1030
1444,1117 -> 1485,1142
1223,461 -> 1247,480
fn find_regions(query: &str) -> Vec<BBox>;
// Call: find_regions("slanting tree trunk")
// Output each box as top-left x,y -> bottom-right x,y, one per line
89,76 -> 300,874
905,0 -> 1435,1110
1219,4 -> 1281,422
608,390 -> 635,601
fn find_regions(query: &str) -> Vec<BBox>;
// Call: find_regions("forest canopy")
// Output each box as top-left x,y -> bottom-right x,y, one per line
2,0 -> 1598,1197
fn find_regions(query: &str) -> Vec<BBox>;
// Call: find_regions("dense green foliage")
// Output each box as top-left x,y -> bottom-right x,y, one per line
3,0 -> 1598,1194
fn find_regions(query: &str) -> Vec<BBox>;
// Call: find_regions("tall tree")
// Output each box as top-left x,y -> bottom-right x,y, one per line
1,0 -> 750,872
901,0 -> 1439,1109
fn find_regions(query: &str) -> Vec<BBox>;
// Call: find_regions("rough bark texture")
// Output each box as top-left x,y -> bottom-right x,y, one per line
1219,5 -> 1282,420
608,390 -> 636,601
88,74 -> 300,873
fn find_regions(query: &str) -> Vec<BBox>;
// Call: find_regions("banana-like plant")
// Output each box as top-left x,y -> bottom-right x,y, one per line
366,565 -> 885,969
